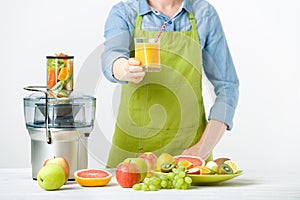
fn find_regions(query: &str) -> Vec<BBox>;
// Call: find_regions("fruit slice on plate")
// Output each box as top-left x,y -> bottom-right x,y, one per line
160,162 -> 175,173
186,167 -> 200,175
182,160 -> 193,169
218,163 -> 234,174
156,153 -> 175,170
74,169 -> 112,187
224,160 -> 239,174
174,155 -> 205,168
186,166 -> 211,175
199,166 -> 211,175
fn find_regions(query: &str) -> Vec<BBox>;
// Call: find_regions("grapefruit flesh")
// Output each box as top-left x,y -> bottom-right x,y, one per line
174,155 -> 205,168
74,169 -> 112,187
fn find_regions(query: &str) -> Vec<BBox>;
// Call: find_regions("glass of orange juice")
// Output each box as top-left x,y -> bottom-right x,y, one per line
135,38 -> 161,72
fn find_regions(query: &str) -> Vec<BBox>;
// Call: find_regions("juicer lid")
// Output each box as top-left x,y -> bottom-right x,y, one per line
23,89 -> 96,130
46,55 -> 74,59
24,90 -> 96,101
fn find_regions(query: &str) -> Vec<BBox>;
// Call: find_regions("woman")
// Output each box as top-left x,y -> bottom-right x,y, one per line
101,0 -> 239,167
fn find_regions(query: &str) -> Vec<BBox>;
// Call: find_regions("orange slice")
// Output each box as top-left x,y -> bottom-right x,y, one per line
55,52 -> 68,57
74,169 -> 112,187
199,166 -> 211,175
58,67 -> 69,81
183,160 -> 193,169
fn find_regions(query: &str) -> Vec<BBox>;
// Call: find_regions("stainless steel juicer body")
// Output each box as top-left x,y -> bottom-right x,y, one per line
23,87 -> 96,180
27,127 -> 91,180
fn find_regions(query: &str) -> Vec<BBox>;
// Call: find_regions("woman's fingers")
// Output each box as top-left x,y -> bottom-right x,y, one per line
129,66 -> 144,73
127,59 -> 145,83
129,71 -> 145,83
128,58 -> 141,66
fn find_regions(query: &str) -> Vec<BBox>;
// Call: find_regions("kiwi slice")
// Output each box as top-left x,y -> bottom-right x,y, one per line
161,162 -> 175,173
218,163 -> 234,174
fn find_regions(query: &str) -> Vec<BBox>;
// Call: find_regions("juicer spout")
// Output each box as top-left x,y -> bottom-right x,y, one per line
46,130 -> 52,144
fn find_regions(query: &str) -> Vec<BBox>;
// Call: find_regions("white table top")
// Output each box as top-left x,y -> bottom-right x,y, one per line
0,168 -> 299,200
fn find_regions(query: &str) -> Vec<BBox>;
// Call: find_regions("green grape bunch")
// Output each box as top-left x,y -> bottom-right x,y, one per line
132,161 -> 193,191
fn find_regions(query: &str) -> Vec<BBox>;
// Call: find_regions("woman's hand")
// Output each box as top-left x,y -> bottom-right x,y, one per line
182,120 -> 227,160
113,58 -> 145,83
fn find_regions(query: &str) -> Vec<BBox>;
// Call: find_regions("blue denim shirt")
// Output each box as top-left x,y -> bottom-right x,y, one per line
101,0 -> 239,130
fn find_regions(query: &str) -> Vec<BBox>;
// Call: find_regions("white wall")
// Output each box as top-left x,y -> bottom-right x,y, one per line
0,0 -> 299,172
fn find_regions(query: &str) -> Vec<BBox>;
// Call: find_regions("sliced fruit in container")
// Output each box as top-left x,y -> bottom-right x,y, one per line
50,81 -> 64,92
47,69 -> 58,89
63,74 -> 73,91
58,67 -> 69,81
74,169 -> 112,187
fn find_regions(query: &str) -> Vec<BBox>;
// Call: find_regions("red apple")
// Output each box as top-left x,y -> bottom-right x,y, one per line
123,158 -> 148,181
116,161 -> 141,188
138,152 -> 157,177
44,157 -> 70,183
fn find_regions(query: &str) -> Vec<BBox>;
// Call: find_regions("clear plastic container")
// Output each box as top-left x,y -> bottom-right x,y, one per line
46,55 -> 74,97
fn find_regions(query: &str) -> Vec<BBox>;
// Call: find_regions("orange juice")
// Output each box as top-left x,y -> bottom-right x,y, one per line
135,38 -> 161,72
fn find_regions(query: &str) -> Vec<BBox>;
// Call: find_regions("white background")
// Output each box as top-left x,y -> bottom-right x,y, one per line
0,0 -> 299,173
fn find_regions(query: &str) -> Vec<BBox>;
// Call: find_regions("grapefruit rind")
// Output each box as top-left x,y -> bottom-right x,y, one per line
74,169 -> 112,187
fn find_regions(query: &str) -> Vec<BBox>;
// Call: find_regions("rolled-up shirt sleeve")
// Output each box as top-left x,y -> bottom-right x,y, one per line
101,3 -> 133,84
202,6 -> 239,130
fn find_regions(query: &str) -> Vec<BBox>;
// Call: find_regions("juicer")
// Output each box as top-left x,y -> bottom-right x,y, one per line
23,86 -> 96,180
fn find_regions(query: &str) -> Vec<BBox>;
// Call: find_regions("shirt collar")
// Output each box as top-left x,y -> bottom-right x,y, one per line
138,0 -> 193,16
138,0 -> 152,15
182,0 -> 192,14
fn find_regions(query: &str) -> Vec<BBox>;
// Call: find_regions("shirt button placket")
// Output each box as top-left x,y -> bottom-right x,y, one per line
168,19 -> 175,31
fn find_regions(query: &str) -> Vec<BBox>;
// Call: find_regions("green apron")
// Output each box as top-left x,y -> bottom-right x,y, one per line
107,12 -> 209,168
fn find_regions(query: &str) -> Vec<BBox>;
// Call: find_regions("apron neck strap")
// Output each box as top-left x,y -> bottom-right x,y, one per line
187,12 -> 197,31
136,14 -> 143,30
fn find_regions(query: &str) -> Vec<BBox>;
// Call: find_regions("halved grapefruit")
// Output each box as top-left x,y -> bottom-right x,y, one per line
174,155 -> 205,168
74,169 -> 112,187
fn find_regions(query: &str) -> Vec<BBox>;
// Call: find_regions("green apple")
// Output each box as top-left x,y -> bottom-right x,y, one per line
124,158 -> 148,181
43,157 -> 70,183
37,163 -> 65,191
